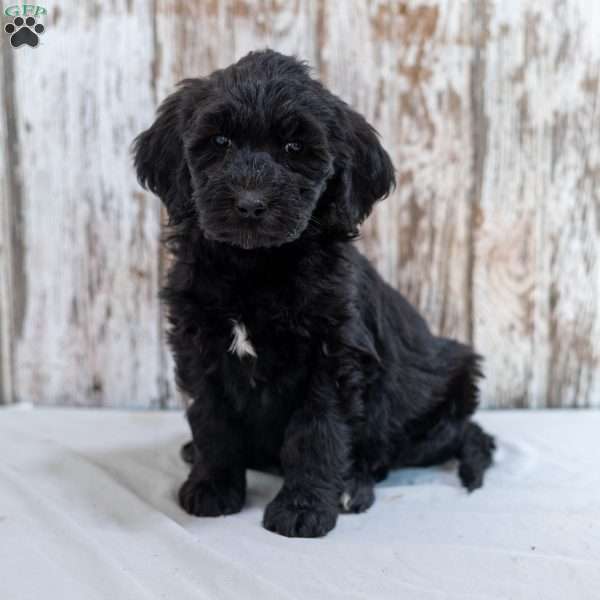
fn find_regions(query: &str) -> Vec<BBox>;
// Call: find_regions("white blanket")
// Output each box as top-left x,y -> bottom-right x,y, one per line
0,406 -> 598,600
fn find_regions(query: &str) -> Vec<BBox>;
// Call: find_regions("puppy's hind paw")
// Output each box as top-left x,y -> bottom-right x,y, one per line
263,490 -> 337,538
180,440 -> 195,465
340,474 -> 375,513
458,421 -> 496,492
178,473 -> 245,517
458,462 -> 484,492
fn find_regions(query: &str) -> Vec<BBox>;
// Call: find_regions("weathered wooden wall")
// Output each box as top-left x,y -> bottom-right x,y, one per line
0,0 -> 598,409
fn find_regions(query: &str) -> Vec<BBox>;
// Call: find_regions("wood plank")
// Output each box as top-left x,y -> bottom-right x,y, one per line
0,158 -> 12,404
318,0 -> 476,343
153,0 -> 235,409
0,34 -> 18,405
10,1 -> 164,407
155,0 -> 320,101
544,2 -> 600,407
472,0 -> 600,408
154,0 -> 322,407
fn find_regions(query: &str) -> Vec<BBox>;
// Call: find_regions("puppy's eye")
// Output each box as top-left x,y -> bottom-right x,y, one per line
284,141 -> 303,154
212,135 -> 232,148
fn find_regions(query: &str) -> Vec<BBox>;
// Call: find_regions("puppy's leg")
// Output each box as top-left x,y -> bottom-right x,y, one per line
263,371 -> 350,537
178,386 -> 246,517
415,343 -> 494,491
399,419 -> 495,492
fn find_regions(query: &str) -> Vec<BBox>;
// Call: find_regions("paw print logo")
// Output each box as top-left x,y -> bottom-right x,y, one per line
4,16 -> 45,48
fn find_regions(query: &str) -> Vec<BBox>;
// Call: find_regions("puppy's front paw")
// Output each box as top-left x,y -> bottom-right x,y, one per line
263,490 -> 337,538
178,474 -> 245,517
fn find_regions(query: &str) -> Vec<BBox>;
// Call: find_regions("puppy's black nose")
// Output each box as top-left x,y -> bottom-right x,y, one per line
235,191 -> 267,219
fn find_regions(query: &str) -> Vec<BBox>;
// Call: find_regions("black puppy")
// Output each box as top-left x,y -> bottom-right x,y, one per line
134,50 -> 495,538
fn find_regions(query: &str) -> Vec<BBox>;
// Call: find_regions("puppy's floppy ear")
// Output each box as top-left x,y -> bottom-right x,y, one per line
322,101 -> 395,235
133,80 -> 205,223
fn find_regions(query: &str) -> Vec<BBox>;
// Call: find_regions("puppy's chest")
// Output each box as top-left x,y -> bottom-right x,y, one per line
213,316 -> 314,421
204,280 -> 316,365
191,272 -> 328,390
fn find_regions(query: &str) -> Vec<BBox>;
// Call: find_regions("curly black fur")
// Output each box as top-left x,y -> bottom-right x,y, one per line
134,50 -> 495,538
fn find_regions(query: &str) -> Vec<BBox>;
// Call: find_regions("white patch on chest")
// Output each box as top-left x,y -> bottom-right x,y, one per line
228,320 -> 257,359
340,491 -> 352,511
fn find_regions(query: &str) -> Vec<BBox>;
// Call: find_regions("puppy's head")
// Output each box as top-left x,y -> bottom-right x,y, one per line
134,50 -> 394,249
